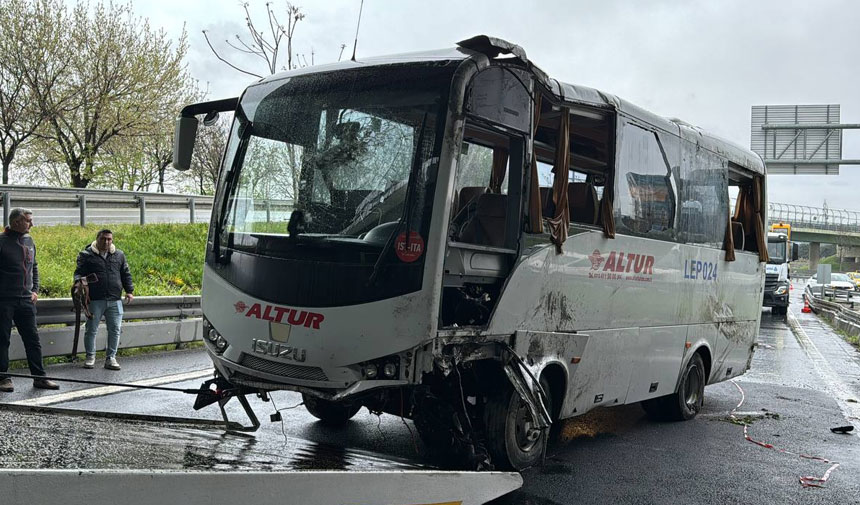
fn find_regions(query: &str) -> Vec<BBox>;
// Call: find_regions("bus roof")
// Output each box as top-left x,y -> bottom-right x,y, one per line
253,36 -> 765,176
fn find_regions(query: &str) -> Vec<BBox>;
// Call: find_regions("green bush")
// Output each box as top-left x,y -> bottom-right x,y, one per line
29,223 -> 208,298
820,255 -> 850,272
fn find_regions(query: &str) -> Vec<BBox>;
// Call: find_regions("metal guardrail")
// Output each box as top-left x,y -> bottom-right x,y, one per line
35,295 -> 201,325
1,185 -> 213,226
769,201 -> 860,234
803,285 -> 860,336
1,185 -> 294,227
8,296 -> 203,361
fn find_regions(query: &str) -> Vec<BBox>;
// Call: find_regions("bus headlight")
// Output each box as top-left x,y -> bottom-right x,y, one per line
214,336 -> 229,351
383,362 -> 398,378
203,318 -> 228,353
363,364 -> 378,379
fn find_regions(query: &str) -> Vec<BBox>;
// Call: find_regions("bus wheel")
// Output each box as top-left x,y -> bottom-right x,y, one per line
642,353 -> 705,422
302,394 -> 361,425
484,378 -> 552,470
668,353 -> 705,421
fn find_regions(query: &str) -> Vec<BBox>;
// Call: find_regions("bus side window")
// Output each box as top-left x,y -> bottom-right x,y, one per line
450,129 -> 512,248
677,144 -> 729,248
615,122 -> 676,240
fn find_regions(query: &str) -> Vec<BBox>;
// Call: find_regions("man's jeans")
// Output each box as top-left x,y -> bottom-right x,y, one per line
84,299 -> 123,359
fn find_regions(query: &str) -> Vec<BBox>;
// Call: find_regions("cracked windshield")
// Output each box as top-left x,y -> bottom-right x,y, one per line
222,67 -> 448,252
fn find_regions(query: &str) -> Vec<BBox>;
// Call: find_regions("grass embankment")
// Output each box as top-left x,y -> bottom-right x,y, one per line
30,223 -> 208,298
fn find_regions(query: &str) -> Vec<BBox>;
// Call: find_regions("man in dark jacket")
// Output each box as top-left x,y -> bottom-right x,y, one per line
74,229 -> 134,370
0,208 -> 59,391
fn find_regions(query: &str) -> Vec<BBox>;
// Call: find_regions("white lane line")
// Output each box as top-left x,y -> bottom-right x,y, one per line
787,310 -> 860,432
10,369 -> 214,407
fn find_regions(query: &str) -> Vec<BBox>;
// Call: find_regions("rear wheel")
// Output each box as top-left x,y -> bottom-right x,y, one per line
302,394 -> 361,425
642,353 -> 705,422
484,377 -> 552,470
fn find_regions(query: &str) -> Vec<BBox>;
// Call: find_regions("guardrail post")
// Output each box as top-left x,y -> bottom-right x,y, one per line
265,200 -> 271,223
138,196 -> 146,225
188,198 -> 195,224
2,192 -> 9,227
79,195 -> 87,227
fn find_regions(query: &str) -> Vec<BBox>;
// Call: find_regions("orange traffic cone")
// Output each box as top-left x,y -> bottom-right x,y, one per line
802,298 -> 812,313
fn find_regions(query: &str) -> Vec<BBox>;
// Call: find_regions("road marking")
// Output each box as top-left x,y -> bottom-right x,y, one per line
10,369 -> 214,407
787,310 -> 860,433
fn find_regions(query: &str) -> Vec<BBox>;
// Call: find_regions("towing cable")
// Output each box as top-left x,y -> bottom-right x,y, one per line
0,371 -> 264,432
1,371 -> 212,394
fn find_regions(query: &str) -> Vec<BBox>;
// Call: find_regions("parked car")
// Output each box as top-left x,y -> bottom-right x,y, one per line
847,271 -> 860,289
807,273 -> 857,296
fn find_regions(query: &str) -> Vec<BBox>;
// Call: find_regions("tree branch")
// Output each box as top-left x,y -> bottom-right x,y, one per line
202,30 -> 263,78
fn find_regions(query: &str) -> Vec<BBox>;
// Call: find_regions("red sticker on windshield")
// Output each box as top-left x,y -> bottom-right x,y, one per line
395,231 -> 424,263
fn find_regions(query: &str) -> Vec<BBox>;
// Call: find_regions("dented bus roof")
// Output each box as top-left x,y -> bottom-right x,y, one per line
253,35 -> 765,176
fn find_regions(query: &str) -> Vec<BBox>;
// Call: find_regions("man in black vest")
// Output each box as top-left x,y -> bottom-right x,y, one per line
0,208 -> 59,391
74,229 -> 134,370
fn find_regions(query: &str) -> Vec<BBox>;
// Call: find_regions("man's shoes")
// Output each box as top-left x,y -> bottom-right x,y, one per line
104,357 -> 121,371
0,377 -> 13,392
33,378 -> 60,390
83,355 -> 96,369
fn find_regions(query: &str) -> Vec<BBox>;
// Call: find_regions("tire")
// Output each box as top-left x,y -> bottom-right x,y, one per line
484,377 -> 552,471
302,394 -> 361,426
642,353 -> 705,422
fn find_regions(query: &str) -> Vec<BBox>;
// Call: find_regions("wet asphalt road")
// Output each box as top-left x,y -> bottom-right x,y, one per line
1,284 -> 859,503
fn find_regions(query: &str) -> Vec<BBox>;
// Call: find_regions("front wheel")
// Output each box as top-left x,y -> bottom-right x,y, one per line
302,394 -> 361,426
484,378 -> 552,470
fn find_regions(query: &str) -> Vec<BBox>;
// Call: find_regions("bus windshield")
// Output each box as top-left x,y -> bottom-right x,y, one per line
218,64 -> 454,256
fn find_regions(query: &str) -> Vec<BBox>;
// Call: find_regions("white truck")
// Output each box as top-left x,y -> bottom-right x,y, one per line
763,231 -> 798,318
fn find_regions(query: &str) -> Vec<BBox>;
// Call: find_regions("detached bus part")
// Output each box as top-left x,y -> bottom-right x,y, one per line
174,35 -> 768,470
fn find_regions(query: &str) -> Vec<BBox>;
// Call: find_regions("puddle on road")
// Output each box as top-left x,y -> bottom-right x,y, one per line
0,406 -> 422,471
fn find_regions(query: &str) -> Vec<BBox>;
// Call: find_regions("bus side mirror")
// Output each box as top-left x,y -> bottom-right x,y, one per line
172,115 -> 199,171
791,242 -> 799,261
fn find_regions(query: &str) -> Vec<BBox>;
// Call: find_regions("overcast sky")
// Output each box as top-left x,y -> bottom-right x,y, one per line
129,0 -> 860,209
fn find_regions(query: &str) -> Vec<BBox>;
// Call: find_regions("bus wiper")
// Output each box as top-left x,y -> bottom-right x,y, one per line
368,113 -> 428,286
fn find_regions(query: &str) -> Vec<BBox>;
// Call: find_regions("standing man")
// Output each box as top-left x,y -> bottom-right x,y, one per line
74,229 -> 134,370
0,208 -> 59,391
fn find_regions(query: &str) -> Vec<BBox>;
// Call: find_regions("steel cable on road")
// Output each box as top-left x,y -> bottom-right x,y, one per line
730,380 -> 840,488
0,371 -> 211,394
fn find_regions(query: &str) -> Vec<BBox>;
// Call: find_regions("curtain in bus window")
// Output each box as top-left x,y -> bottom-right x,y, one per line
527,94 -> 544,233
489,147 -> 509,193
548,108 -> 570,252
677,145 -> 728,248
753,176 -> 769,262
723,208 -> 736,262
615,123 -> 676,240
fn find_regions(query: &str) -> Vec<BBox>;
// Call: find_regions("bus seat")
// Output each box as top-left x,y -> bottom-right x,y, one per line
539,187 -> 553,217
731,221 -> 745,251
568,182 -> 598,225
456,186 -> 487,214
459,193 -> 507,248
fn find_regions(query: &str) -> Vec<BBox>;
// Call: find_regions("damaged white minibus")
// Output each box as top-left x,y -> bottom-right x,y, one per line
174,35 -> 768,470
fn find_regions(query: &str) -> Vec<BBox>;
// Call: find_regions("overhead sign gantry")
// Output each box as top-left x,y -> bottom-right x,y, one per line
751,104 -> 860,175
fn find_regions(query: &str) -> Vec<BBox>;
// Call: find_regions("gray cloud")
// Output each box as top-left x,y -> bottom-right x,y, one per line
133,0 -> 860,209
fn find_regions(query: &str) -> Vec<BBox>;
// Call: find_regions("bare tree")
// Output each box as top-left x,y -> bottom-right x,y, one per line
203,2 -> 305,78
